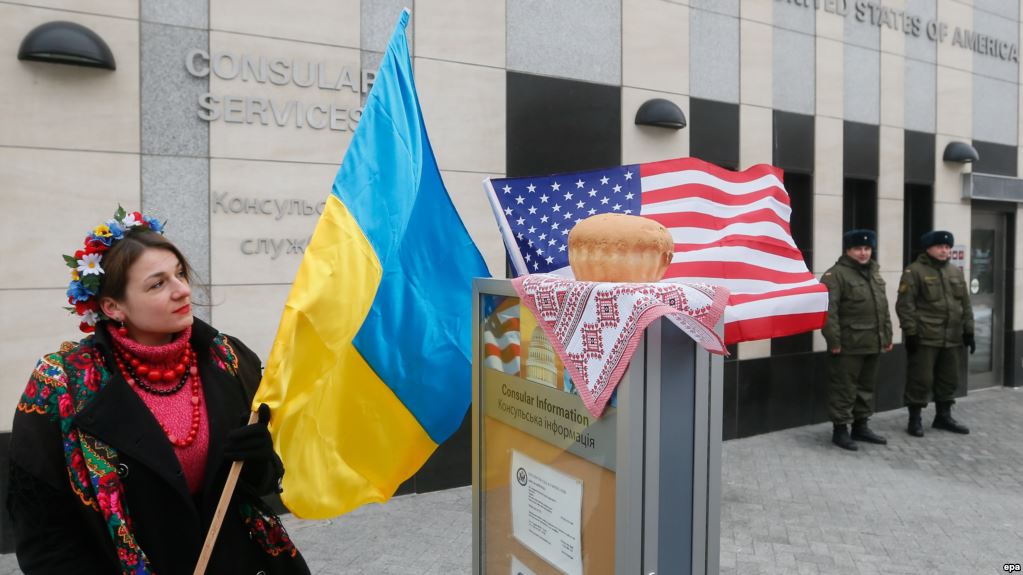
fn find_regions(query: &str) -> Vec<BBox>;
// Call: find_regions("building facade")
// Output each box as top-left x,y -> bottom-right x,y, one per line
3,0 -> 1023,548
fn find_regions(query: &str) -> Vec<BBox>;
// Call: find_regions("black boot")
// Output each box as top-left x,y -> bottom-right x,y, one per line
832,424 -> 858,451
851,418 -> 887,445
907,406 -> 924,437
932,401 -> 970,434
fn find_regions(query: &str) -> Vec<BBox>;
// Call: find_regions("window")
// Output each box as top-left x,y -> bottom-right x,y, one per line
843,178 -> 877,233
903,184 -> 933,266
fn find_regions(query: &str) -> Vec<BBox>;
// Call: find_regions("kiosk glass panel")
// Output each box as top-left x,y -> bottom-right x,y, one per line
478,293 -> 617,575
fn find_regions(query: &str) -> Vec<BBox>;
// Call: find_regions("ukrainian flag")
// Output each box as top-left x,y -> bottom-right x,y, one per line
254,9 -> 490,519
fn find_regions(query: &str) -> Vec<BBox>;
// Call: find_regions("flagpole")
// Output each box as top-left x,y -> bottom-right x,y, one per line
192,410 -> 259,575
483,177 -> 529,276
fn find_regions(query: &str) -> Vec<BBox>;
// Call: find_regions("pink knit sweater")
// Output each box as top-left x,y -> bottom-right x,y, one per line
108,325 -> 209,493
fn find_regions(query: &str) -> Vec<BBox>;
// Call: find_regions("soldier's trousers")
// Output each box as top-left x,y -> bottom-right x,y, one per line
828,353 -> 879,424
904,345 -> 960,407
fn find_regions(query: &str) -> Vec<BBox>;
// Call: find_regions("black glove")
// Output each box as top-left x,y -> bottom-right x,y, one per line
224,403 -> 284,494
963,333 -> 976,355
224,403 -> 274,462
904,334 -> 920,355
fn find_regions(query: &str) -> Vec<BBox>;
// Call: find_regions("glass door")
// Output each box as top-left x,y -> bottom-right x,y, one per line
968,210 -> 1006,389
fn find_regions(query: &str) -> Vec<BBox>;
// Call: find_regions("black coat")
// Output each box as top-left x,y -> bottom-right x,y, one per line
8,319 -> 309,575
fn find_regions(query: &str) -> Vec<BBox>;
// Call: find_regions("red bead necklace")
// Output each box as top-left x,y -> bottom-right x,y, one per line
112,343 -> 203,448
116,346 -> 193,395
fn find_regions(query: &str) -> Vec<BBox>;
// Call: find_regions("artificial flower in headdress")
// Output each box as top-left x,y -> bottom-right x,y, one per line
62,206 -> 166,333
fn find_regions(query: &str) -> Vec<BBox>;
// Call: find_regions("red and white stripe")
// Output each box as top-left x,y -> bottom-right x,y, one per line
482,298 -> 521,374
638,157 -> 827,344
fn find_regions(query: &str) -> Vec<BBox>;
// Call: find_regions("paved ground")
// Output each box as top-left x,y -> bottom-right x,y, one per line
720,386 -> 1023,575
282,485 -> 472,575
2,386 -> 1021,574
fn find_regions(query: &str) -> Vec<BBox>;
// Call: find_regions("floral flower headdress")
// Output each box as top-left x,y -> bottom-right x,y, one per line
63,206 -> 165,333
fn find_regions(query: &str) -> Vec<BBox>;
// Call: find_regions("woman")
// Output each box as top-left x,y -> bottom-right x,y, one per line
8,207 -> 309,575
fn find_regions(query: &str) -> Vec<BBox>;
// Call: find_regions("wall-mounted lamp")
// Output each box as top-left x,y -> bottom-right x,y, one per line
18,21 -> 116,70
635,98 -> 686,130
942,141 -> 979,164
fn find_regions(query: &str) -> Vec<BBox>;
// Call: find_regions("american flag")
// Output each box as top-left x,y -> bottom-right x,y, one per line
484,157 -> 828,344
482,297 -> 521,375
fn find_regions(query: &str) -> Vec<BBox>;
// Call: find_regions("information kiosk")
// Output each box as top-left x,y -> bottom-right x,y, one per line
472,278 -> 723,575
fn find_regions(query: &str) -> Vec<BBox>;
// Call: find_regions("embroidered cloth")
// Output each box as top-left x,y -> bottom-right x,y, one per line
512,274 -> 729,418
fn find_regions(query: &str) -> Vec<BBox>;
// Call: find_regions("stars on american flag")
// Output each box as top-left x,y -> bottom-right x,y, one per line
490,165 -> 643,273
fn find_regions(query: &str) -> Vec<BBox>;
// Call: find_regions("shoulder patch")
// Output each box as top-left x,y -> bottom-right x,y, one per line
823,272 -> 832,276
898,283 -> 908,293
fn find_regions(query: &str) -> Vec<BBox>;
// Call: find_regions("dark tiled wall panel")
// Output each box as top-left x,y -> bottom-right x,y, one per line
506,72 -> 622,177
689,98 -> 739,169
972,140 -> 1018,177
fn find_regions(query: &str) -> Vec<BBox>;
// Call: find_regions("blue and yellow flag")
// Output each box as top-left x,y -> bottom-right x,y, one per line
254,9 -> 490,519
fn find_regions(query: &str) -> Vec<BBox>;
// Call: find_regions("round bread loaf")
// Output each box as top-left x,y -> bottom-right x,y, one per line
568,213 -> 674,282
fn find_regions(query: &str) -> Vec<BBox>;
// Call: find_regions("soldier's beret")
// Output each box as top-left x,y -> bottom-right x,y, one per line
842,229 -> 876,249
920,230 -> 954,249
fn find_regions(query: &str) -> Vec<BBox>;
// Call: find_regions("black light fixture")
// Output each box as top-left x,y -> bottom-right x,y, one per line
18,21 -> 116,70
635,98 -> 686,130
942,141 -> 979,164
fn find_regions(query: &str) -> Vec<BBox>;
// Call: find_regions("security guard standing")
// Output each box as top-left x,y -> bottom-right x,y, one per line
896,230 -> 974,437
821,229 -> 892,451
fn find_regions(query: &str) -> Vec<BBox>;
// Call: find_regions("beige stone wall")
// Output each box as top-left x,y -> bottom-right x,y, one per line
3,1 -> 1023,432
877,0 -> 906,345
204,5 -> 513,362
0,4 -> 141,423
201,10 -> 365,364
620,0 -> 690,163
878,125 -> 905,344
736,3 -> 773,361
933,0 -> 973,290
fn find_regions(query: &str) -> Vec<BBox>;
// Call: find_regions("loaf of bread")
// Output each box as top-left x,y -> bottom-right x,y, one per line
568,213 -> 674,282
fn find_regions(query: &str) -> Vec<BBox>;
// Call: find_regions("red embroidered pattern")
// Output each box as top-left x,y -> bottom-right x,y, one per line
513,275 -> 729,417
579,322 -> 604,359
594,290 -> 619,327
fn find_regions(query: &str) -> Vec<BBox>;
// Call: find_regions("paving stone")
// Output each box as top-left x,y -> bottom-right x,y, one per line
722,387 -> 1023,575
2,388 -> 1021,573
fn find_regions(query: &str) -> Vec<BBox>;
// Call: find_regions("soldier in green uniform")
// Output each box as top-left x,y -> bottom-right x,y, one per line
821,229 -> 893,450
896,230 -> 974,437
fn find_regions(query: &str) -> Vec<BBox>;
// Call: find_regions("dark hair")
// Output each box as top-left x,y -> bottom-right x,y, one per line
97,229 -> 193,303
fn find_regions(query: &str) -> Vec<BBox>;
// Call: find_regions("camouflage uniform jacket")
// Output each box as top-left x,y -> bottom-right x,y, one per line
896,252 -> 974,347
821,255 -> 892,354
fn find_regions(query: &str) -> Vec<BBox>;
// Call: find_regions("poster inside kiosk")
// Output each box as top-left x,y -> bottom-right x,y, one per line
510,450 -> 584,575
476,281 -> 724,575
510,555 -> 539,575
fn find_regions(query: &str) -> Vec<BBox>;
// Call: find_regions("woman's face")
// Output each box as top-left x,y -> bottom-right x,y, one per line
108,248 -> 193,345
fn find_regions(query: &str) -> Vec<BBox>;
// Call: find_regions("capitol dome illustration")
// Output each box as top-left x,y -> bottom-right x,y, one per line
525,328 -> 558,388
